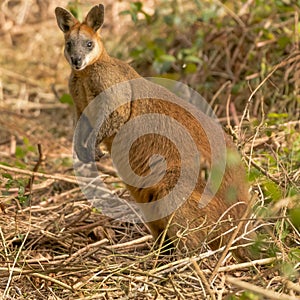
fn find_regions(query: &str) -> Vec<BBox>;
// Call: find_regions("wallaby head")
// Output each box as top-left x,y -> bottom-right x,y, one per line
55,4 -> 105,71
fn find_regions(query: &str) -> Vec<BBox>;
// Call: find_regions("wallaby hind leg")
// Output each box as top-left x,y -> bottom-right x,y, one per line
147,220 -> 175,255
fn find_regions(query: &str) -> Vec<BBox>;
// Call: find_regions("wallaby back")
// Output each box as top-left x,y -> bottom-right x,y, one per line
55,4 -> 254,259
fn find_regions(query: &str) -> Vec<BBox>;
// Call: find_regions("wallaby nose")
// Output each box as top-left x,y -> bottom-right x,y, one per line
71,56 -> 82,68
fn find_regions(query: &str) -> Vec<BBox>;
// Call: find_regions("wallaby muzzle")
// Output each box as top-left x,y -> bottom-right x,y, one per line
71,56 -> 83,69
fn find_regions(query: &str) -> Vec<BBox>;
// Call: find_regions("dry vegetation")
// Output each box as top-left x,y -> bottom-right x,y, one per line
0,0 -> 299,299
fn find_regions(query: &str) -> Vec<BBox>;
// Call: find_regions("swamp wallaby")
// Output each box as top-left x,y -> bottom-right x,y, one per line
55,4 -> 254,258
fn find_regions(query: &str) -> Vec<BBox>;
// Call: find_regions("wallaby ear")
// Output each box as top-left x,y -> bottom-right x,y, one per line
85,4 -> 104,32
55,7 -> 77,33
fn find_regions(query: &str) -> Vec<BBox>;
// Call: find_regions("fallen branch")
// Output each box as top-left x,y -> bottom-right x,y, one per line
63,238 -> 109,265
192,259 -> 216,300
204,256 -> 278,274
210,201 -> 253,280
25,143 -> 43,192
0,267 -> 73,291
0,164 -> 80,185
226,275 -> 298,300
105,235 -> 153,250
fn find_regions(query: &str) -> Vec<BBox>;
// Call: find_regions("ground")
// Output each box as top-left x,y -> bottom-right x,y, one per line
0,0 -> 299,299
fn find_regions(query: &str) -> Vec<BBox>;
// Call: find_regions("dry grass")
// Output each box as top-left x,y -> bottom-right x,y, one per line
0,0 -> 299,299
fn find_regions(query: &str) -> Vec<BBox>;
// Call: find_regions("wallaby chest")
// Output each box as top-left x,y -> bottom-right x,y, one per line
69,60 -> 140,120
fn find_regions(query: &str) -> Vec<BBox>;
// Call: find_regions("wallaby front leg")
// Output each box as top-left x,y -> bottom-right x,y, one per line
74,112 -> 104,163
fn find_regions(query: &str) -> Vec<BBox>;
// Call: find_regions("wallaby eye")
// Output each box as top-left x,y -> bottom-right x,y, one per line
86,41 -> 93,48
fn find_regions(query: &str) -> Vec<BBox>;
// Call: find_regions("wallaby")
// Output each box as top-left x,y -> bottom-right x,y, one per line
55,4 -> 254,259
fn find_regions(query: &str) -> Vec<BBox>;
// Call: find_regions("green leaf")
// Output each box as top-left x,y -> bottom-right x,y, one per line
153,60 -> 173,74
183,55 -> 202,64
289,208 -> 300,229
130,47 -> 144,58
183,63 -> 197,74
164,15 -> 174,26
15,161 -> 26,169
289,248 -> 300,263
263,179 -> 282,201
130,2 -> 143,12
159,54 -> 176,62
18,185 -> 25,197
280,261 -> 297,278
248,168 -> 262,182
119,10 -> 131,16
2,173 -> 13,180
278,36 -> 290,49
267,112 -> 289,119
69,7 -> 79,19
15,146 -> 26,159
59,94 -> 73,106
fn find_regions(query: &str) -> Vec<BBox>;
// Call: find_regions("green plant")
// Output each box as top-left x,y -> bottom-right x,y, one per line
2,173 -> 29,205
67,0 -> 82,20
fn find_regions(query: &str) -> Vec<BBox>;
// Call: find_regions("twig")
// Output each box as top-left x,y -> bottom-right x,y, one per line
3,226 -> 31,298
210,200 -> 254,280
239,53 -> 300,136
168,274 -> 186,299
0,179 -> 55,194
243,154 -> 283,186
0,99 -> 67,110
226,91 -> 238,140
0,67 -> 43,87
203,256 -> 278,274
0,227 -> 9,268
63,239 -> 109,265
25,143 -> 43,192
17,254 -> 69,264
0,164 -> 149,229
0,267 -> 73,291
285,280 -> 300,294
238,0 -> 254,16
214,0 -> 245,28
210,80 -> 232,108
192,259 -> 216,300
153,211 -> 176,269
149,248 -> 224,276
0,163 -> 85,185
66,219 -> 110,234
226,275 -> 299,300
105,235 -> 152,250
97,162 -> 118,177
105,273 -> 173,294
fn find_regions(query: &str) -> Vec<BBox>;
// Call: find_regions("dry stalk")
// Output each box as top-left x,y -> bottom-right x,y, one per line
153,211 -> 176,269
244,154 -> 283,186
3,225 -> 31,298
203,256 -> 278,274
226,275 -> 299,300
191,259 -> 216,300
213,195 -> 256,278
0,267 -> 73,291
0,67 -> 43,87
0,163 -> 81,184
105,235 -> 152,250
239,53 -> 300,136
285,280 -> 300,294
63,238 -> 109,265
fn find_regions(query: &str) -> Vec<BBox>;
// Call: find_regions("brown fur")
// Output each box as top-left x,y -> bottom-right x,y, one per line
55,4 -> 254,259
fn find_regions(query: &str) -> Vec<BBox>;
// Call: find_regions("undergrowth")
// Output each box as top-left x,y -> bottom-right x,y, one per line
0,0 -> 299,299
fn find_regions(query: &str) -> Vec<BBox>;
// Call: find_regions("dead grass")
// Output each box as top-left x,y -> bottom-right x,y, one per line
0,0 -> 299,299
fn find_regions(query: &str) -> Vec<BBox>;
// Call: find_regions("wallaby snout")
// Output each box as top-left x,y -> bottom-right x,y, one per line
71,56 -> 83,69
